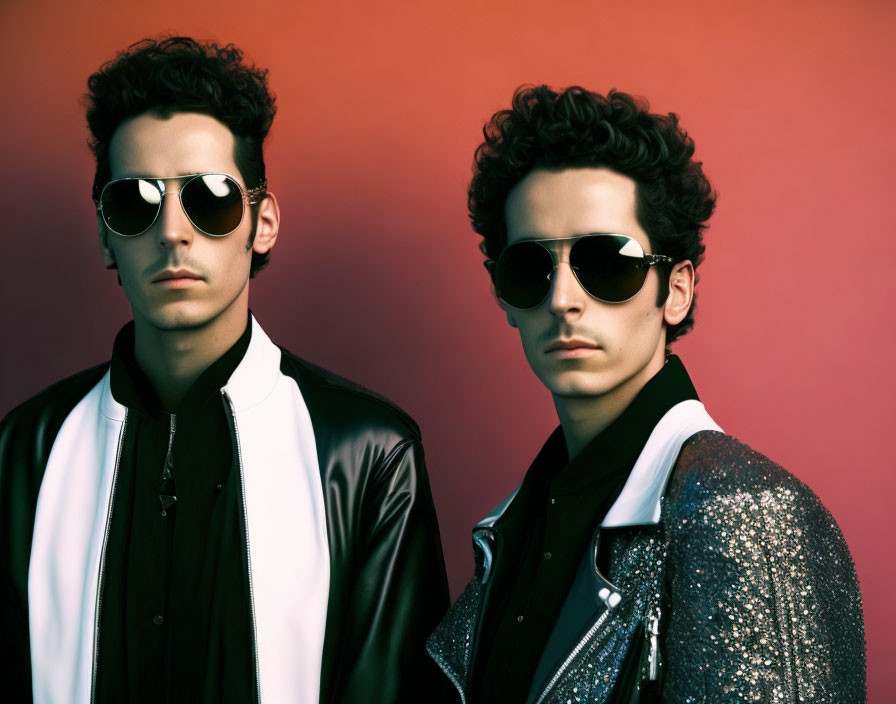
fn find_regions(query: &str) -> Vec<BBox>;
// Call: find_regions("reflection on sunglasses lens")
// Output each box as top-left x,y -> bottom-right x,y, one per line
182,175 -> 244,236
102,180 -> 161,236
101,175 -> 245,237
571,235 -> 648,303
495,235 -> 650,308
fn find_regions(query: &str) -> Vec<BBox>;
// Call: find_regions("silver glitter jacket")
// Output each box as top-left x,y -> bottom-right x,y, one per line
427,430 -> 865,703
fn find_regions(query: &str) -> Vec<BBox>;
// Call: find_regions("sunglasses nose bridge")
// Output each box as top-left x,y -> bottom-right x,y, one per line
544,257 -> 588,316
544,255 -> 572,283
540,239 -> 572,276
155,185 -> 197,245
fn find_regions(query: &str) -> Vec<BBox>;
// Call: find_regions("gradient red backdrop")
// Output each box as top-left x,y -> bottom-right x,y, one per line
1,0 -> 892,698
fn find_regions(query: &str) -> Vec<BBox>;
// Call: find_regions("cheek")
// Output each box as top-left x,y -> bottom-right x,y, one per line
629,278 -> 664,325
514,316 -> 545,353
199,235 -> 249,266
227,226 -> 254,259
624,300 -> 665,350
601,300 -> 663,354
228,237 -> 254,269
110,242 -> 145,275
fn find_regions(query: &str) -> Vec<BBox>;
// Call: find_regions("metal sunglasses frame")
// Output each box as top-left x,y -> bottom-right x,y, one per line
95,172 -> 268,238
484,233 -> 675,308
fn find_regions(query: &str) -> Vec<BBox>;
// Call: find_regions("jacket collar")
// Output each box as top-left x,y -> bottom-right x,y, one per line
477,400 -> 722,532
99,314 -> 279,421
476,484 -> 521,530
601,399 -> 721,527
222,315 -> 282,413
100,367 -> 126,422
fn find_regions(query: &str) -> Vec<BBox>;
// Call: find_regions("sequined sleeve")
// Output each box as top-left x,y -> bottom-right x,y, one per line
661,432 -> 865,703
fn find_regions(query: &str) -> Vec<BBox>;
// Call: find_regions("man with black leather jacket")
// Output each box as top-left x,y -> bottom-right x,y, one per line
0,36 -> 448,703
427,85 -> 865,703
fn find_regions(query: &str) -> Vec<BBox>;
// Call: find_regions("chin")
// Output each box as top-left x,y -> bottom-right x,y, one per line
139,302 -> 220,332
538,370 -> 618,399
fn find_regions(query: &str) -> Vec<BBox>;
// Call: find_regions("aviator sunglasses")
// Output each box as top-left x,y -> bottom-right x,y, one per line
96,173 -> 267,238
485,233 -> 675,309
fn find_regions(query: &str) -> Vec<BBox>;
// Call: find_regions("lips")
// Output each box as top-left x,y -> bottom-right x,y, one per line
544,338 -> 599,353
151,269 -> 203,283
544,338 -> 601,360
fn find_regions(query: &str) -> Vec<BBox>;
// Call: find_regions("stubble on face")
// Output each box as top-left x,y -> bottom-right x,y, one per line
503,167 -> 668,406
104,112 -> 257,335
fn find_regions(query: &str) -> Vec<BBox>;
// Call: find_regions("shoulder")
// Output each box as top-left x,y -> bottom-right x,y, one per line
277,347 -> 421,446
1,364 -> 108,444
664,430 -> 850,558
276,351 -> 433,529
668,431 -> 824,512
1,364 -> 108,504
660,436 -> 865,699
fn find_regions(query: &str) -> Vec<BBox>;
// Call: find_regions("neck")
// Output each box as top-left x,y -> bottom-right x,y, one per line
133,303 -> 249,412
554,350 -> 665,460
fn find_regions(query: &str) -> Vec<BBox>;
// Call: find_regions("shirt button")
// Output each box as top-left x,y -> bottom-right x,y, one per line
517,615 -> 524,623
550,498 -> 556,505
153,614 -> 164,626
544,552 -> 552,560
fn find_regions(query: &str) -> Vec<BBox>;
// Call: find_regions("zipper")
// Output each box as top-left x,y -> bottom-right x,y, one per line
221,389 -> 261,704
647,607 -> 661,680
533,534 -> 622,704
90,412 -> 129,703
159,414 -> 177,516
534,605 -> 615,704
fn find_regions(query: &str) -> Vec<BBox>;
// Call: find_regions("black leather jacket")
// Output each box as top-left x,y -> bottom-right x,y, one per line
1,319 -> 449,703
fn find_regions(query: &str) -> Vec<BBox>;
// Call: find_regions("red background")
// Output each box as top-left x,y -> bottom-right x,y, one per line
1,0 -> 892,698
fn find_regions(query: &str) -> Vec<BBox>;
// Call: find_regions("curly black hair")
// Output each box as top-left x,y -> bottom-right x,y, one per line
470,85 -> 716,343
86,36 -> 277,276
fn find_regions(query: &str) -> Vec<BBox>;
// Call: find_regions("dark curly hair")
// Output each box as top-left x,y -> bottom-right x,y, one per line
86,36 -> 277,276
470,85 -> 716,343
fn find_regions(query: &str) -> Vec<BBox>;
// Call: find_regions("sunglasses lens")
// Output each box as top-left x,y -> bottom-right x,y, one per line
181,174 -> 245,236
101,179 -> 162,236
571,235 -> 649,302
494,241 -> 554,308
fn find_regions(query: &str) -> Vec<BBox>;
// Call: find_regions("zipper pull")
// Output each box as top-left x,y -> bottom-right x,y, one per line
159,413 -> 178,516
647,607 -> 661,681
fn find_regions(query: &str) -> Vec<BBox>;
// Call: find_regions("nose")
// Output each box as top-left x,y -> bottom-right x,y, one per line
546,259 -> 586,319
156,188 -> 194,248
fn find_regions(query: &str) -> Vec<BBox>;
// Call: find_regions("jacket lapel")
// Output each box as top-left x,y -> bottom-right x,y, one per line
428,401 -> 723,702
526,533 -> 624,703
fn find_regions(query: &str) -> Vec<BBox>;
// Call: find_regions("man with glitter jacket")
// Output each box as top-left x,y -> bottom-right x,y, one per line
0,38 -> 448,703
427,86 -> 865,703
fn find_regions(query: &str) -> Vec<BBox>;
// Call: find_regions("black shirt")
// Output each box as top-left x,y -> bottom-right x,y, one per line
95,319 -> 256,703
474,356 -> 698,704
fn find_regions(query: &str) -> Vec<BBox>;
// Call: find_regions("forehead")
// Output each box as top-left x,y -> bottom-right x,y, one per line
108,111 -> 241,183
504,167 -> 646,247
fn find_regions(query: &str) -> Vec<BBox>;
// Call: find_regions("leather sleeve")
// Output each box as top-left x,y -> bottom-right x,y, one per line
321,437 -> 452,703
281,352 -> 452,703
661,433 -> 866,703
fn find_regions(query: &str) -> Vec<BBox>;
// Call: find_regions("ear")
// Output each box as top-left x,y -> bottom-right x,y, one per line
97,214 -> 117,269
663,260 -> 695,326
505,308 -> 519,328
251,191 -> 280,255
